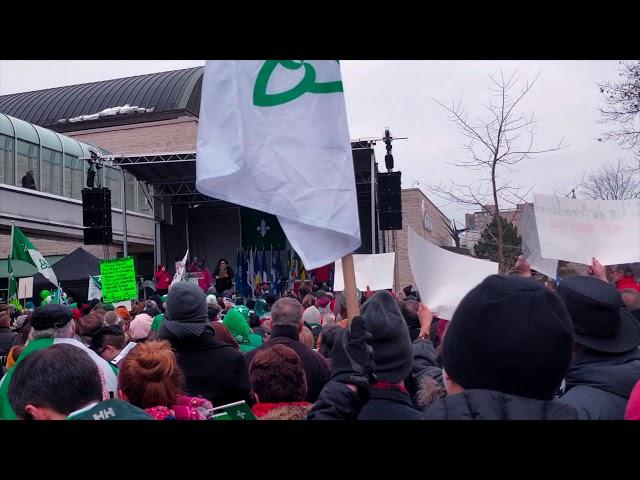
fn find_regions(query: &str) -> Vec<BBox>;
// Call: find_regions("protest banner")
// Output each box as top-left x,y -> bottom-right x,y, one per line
17,277 -> 33,300
333,253 -> 395,292
408,227 -> 498,320
522,203 -> 559,279
100,257 -> 137,304
533,194 -> 640,265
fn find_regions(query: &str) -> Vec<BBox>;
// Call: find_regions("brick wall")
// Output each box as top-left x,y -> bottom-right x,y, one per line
393,189 -> 452,292
66,116 -> 198,154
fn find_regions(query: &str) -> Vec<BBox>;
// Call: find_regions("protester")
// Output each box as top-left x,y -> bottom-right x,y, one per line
76,311 -> 105,346
399,299 -> 421,342
555,275 -> 640,419
625,379 -> 640,420
0,304 -> 118,419
117,340 -> 213,420
129,313 -> 153,342
206,294 -> 220,321
158,281 -> 250,406
210,322 -> 240,350
249,344 -> 310,419
154,264 -> 172,295
90,325 -> 126,367
620,288 -> 640,323
21,170 -> 36,190
8,343 -> 151,420
0,310 -> 19,357
222,307 -> 263,352
213,258 -> 233,294
103,310 -> 123,328
316,324 -> 340,361
299,325 -> 315,350
309,276 -> 578,420
612,266 -> 640,292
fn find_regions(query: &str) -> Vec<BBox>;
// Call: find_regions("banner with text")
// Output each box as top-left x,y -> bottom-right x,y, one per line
533,194 -> 640,265
100,257 -> 137,304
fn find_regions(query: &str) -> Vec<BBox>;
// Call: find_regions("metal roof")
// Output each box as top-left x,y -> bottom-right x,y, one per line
0,66 -> 203,129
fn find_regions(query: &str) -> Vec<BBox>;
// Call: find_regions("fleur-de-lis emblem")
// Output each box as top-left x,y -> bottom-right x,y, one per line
257,219 -> 270,238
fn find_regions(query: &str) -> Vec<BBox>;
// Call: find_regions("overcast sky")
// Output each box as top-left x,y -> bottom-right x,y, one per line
0,60 -> 627,222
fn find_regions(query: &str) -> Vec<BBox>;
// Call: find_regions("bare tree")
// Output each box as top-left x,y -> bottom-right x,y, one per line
598,61 -> 640,157
581,158 -> 640,200
427,71 -> 565,272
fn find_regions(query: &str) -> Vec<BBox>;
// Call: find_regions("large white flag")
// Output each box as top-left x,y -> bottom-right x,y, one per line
196,60 -> 361,270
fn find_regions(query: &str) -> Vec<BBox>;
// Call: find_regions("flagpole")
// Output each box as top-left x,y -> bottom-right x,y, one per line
341,253 -> 359,321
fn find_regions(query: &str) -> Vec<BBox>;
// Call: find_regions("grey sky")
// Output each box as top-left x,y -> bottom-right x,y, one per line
0,60 -> 627,223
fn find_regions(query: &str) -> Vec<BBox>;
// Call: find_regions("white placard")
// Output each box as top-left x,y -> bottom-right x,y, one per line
534,194 -> 640,265
333,253 -> 396,292
112,300 -> 132,311
18,277 -> 33,299
408,227 -> 498,320
522,203 -> 559,279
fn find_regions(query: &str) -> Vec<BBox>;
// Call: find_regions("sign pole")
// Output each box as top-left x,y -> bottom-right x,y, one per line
341,253 -> 360,321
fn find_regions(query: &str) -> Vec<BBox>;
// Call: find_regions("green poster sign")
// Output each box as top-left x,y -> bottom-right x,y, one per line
241,207 -> 287,250
100,257 -> 137,304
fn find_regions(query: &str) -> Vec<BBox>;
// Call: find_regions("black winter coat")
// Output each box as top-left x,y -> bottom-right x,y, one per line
308,382 -> 578,420
244,325 -> 330,403
423,390 -> 578,420
158,323 -> 251,407
0,328 -> 19,357
557,348 -> 640,420
358,387 -> 422,420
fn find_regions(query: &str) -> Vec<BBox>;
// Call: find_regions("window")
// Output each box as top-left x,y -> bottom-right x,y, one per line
125,171 -> 136,210
0,134 -> 14,186
16,140 -> 39,189
136,182 -> 151,213
63,154 -> 84,200
104,166 -> 121,209
41,148 -> 63,196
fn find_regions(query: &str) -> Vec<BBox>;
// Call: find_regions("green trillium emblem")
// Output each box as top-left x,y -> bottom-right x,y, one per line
253,60 -> 343,107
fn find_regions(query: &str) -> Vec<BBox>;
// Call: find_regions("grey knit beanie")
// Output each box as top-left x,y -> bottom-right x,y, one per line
166,282 -> 208,323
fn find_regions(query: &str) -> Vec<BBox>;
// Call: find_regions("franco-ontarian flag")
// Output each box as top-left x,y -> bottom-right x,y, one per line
11,224 -> 58,288
196,60 -> 361,270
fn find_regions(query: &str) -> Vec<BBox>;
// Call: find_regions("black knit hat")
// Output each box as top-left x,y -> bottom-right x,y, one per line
359,290 -> 413,383
31,304 -> 74,331
556,276 -> 640,354
442,275 -> 574,400
166,282 -> 208,323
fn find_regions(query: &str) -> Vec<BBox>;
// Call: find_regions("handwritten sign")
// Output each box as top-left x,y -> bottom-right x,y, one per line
408,227 -> 498,320
333,253 -> 395,292
100,257 -> 138,303
534,194 -> 640,265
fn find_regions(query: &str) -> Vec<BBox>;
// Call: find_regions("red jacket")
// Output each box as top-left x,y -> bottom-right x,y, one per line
616,276 -> 640,293
155,269 -> 172,290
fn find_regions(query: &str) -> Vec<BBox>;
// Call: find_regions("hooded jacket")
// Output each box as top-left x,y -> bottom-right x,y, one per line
158,322 -> 251,407
558,348 -> 640,419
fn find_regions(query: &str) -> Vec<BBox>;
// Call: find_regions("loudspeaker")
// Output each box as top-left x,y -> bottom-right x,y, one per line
83,227 -> 113,245
378,171 -> 402,231
82,188 -> 112,245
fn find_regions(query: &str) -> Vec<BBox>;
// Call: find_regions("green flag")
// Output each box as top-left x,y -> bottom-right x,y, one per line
11,225 -> 58,288
7,259 -> 17,301
240,207 -> 286,250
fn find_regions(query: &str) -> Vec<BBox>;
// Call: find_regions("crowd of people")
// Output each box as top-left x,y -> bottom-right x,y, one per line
1,255 -> 640,421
